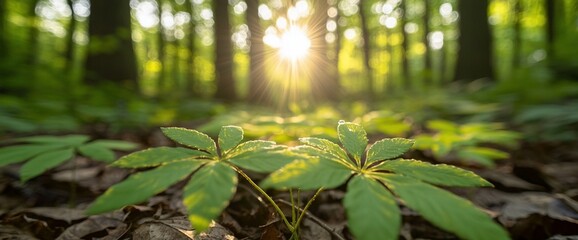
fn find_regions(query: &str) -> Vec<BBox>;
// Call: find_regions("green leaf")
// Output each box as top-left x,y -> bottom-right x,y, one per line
337,122 -> 368,162
378,174 -> 510,240
299,137 -> 349,161
218,125 -> 243,154
344,175 -> 400,240
112,147 -> 210,168
20,148 -> 75,182
225,140 -> 277,158
291,145 -> 351,166
366,138 -> 414,163
183,162 -> 237,232
86,160 -> 202,215
161,127 -> 217,155
261,157 -> 351,190
78,143 -> 116,163
88,140 -> 139,151
13,135 -> 90,146
457,147 -> 509,167
0,144 -> 68,167
227,147 -> 299,173
377,159 -> 492,187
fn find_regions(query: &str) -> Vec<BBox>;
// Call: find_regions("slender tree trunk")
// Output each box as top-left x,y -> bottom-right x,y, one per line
384,28 -> 394,93
185,0 -> 196,96
156,0 -> 166,96
84,0 -> 138,88
454,0 -> 493,81
64,0 -> 77,71
423,0 -> 432,85
400,0 -> 410,89
0,0 -> 7,59
171,38 -> 181,94
26,0 -> 40,66
511,0 -> 523,69
544,0 -> 559,62
331,1 -> 341,98
213,0 -> 236,102
359,0 -> 374,101
246,0 -> 271,105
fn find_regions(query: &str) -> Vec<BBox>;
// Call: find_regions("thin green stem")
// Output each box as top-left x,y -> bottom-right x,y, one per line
291,188 -> 324,239
232,166 -> 294,232
290,189 -> 296,225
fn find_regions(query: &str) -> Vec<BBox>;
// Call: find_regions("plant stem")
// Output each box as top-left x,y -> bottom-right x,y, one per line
233,166 -> 294,232
278,197 -> 347,240
293,188 -> 323,234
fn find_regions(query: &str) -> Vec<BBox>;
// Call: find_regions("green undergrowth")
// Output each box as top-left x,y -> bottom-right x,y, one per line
82,122 -> 509,240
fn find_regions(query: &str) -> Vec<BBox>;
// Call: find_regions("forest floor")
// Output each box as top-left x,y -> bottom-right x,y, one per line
1,128 -> 578,240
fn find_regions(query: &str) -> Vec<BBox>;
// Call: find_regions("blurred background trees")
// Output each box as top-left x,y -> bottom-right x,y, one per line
1,0 -> 577,124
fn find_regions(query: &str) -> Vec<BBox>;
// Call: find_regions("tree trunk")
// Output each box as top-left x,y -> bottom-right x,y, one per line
309,0 -> 339,101
156,0 -> 166,96
400,0 -> 410,89
64,0 -> 77,71
0,0 -> 7,59
454,0 -> 493,81
422,0 -> 432,85
213,0 -> 237,102
26,0 -> 40,66
246,0 -> 271,105
511,0 -> 523,70
185,0 -> 196,96
359,0 -> 374,101
84,0 -> 138,88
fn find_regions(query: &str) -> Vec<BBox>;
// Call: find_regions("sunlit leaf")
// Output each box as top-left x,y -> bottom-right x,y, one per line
218,125 -> 244,154
183,162 -> 237,232
225,140 -> 277,159
457,147 -> 509,167
378,174 -> 509,240
86,161 -> 202,215
337,122 -> 368,163
112,147 -> 210,168
161,127 -> 217,155
291,145 -> 353,166
20,148 -> 75,182
78,143 -> 116,163
366,138 -> 414,163
261,157 -> 351,190
227,147 -> 299,173
377,159 -> 492,187
299,137 -> 349,161
88,140 -> 139,151
344,175 -> 400,240
0,144 -> 68,167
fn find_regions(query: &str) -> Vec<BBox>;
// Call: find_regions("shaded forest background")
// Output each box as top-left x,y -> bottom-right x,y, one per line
0,0 -> 577,135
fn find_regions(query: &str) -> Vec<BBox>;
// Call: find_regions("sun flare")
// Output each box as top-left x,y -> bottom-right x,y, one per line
264,26 -> 311,61
279,27 -> 311,60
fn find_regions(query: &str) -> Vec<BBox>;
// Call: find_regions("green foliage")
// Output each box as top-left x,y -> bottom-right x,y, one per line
86,126 -> 297,232
414,120 -> 521,167
514,101 -> 578,142
0,135 -> 137,182
262,121 -> 508,240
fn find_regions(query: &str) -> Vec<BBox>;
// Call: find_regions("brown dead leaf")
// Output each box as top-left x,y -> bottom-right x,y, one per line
55,216 -> 125,240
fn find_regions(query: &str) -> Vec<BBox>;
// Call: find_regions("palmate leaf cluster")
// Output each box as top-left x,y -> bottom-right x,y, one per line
83,122 -> 509,239
262,121 -> 510,240
86,126 -> 297,232
0,135 -> 137,182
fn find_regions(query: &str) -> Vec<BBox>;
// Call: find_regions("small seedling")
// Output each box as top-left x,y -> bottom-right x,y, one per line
262,121 -> 510,240
0,135 -> 137,182
86,126 -> 299,232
